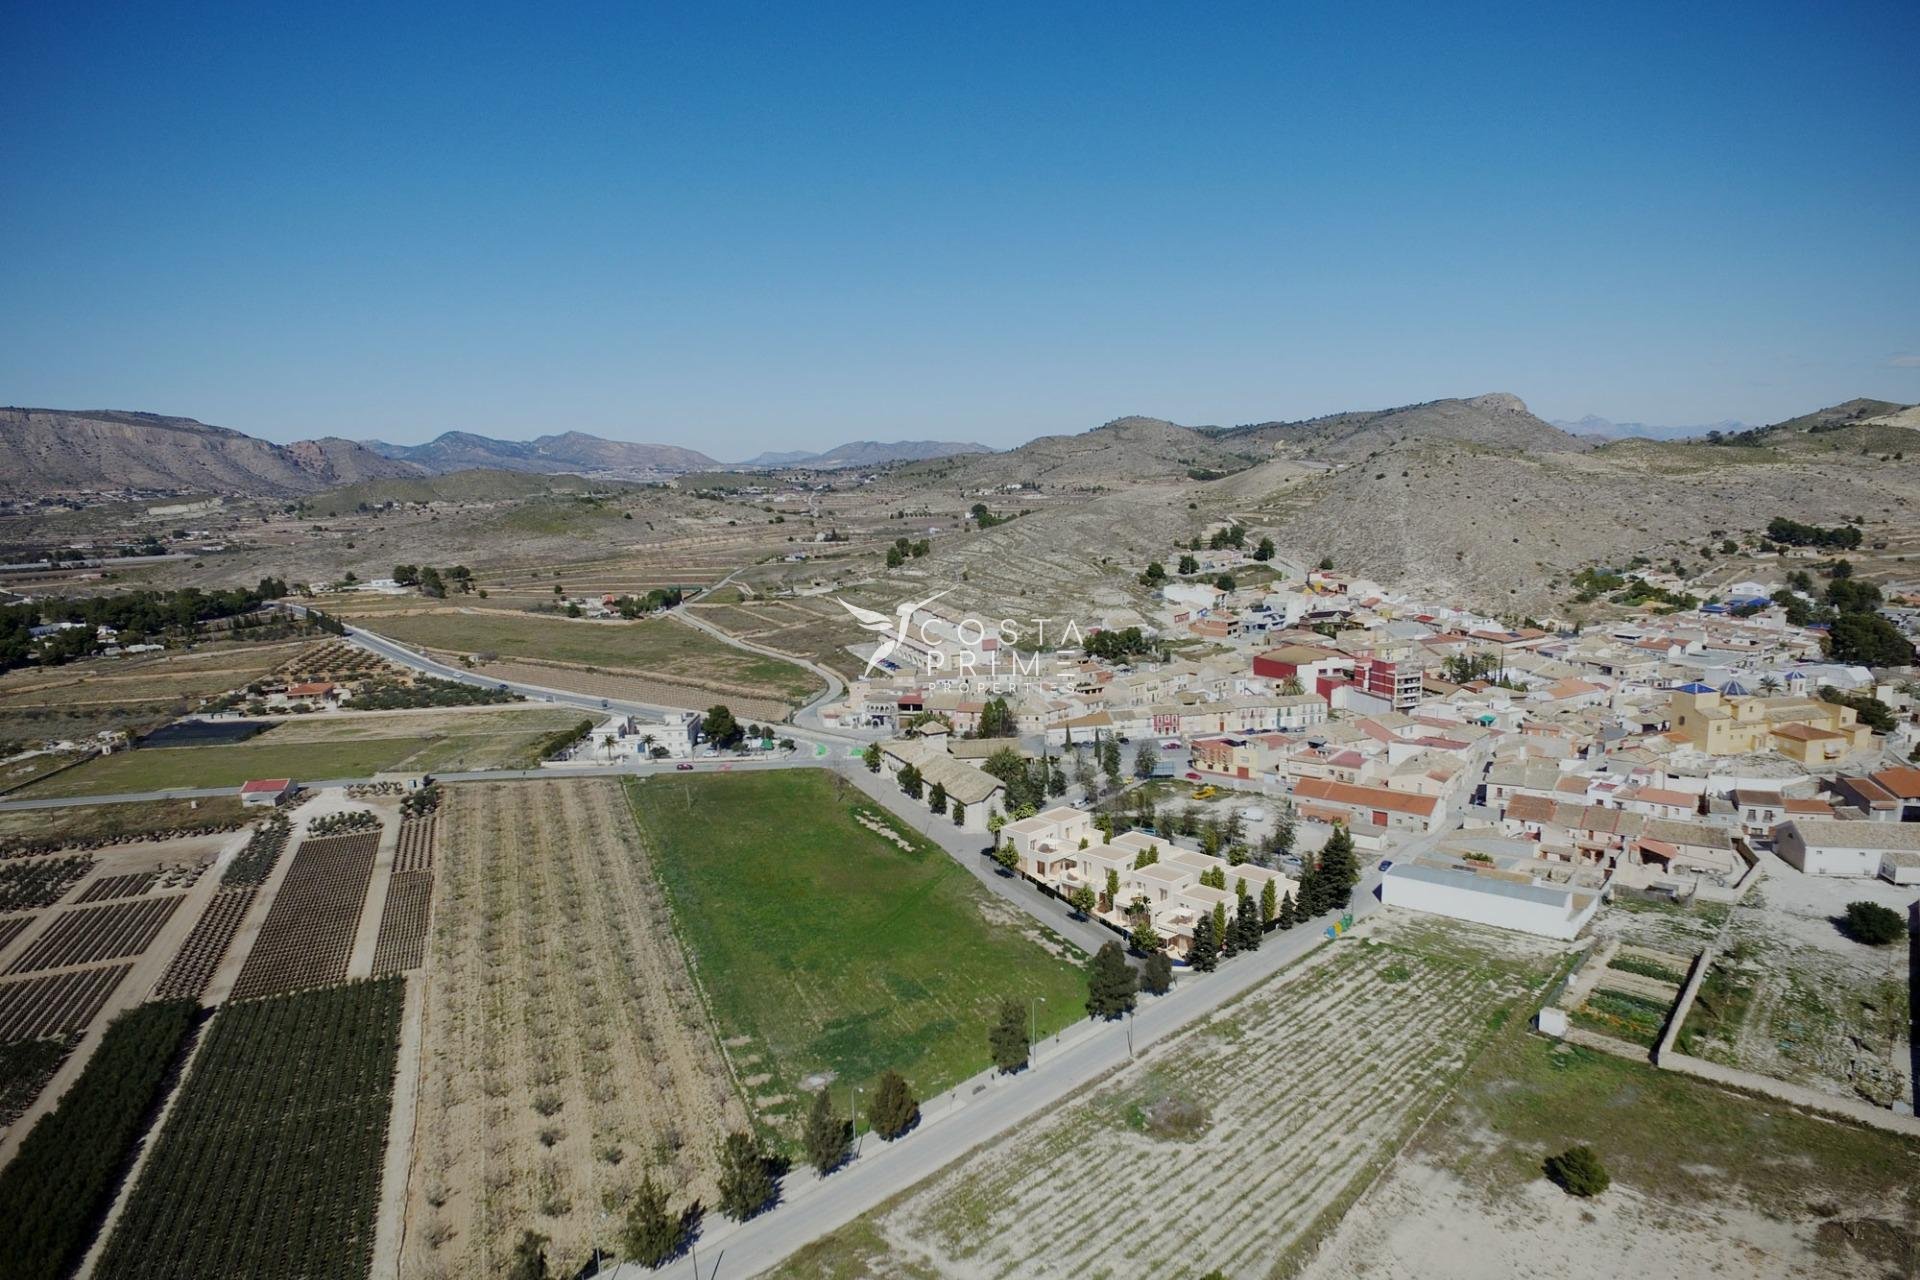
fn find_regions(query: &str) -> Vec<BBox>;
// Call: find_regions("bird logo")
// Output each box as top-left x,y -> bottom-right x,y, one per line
837,589 -> 952,677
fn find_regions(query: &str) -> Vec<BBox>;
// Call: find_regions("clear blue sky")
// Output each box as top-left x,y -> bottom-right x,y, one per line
4,1 -> 1916,456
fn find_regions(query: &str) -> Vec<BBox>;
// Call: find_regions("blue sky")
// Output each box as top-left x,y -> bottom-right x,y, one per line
3,1 -> 1916,456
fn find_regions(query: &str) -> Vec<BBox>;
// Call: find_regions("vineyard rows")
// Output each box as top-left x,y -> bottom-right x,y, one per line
282,640 -> 394,680
229,832 -> 377,1001
96,979 -> 406,1280
394,816 -> 435,872
151,888 -> 258,1001
75,870 -> 161,903
876,925 -> 1556,1279
370,871 -> 431,974
0,856 -> 93,911
0,914 -> 34,952
0,965 -> 131,1041
221,816 -> 291,887
5,895 -> 182,974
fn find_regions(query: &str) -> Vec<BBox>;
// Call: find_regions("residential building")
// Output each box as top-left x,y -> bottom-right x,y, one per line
1775,818 -> 1920,883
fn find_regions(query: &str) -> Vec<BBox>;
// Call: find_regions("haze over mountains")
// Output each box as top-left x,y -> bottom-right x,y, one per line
1549,415 -> 1752,440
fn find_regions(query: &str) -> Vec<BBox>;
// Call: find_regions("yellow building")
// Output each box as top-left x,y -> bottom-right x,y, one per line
1667,686 -> 1874,758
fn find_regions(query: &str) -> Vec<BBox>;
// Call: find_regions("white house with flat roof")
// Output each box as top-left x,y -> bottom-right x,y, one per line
1381,852 -> 1603,940
1774,818 -> 1920,883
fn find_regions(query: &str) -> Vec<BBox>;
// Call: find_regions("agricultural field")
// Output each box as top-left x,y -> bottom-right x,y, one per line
151,887 -> 259,1000
16,705 -> 588,796
0,855 -> 93,911
630,770 -> 1087,1125
0,965 -> 134,1041
5,895 -> 183,973
0,999 -> 199,1280
96,979 -> 406,1280
0,1033 -> 75,1128
336,606 -> 822,704
469,656 -> 798,721
777,917 -> 1564,1280
1673,876 -> 1913,1109
405,778 -> 749,1279
0,637 -> 315,745
1306,1028 -> 1920,1280
229,831 -> 379,1000
0,795 -> 248,850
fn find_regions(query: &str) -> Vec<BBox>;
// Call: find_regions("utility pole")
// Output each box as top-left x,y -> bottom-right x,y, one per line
1029,994 -> 1046,1065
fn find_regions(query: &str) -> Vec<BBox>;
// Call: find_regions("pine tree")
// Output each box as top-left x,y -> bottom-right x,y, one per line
506,1230 -> 549,1280
1296,859 -> 1320,918
1142,949 -> 1173,995
1190,913 -> 1219,972
1085,941 -> 1138,1019
1215,901 -> 1234,956
989,998 -> 1029,1073
717,1129 -> 775,1220
1278,891 -> 1296,930
868,1070 -> 920,1140
802,1088 -> 851,1175
622,1175 -> 681,1267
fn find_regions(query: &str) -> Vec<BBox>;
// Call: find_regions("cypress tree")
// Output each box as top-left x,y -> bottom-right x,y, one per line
622,1175 -> 680,1267
802,1088 -> 851,1175
1142,949 -> 1173,995
1278,891 -> 1297,930
989,997 -> 1029,1073
1190,913 -> 1219,972
868,1070 -> 920,1140
1085,941 -> 1138,1019
1260,879 -> 1277,925
717,1129 -> 775,1220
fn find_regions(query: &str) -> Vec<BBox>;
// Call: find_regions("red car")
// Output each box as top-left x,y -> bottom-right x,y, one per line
1185,771 -> 1201,781
674,762 -> 695,771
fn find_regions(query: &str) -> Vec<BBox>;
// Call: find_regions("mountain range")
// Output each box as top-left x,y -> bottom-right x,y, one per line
1549,414 -> 1752,440
736,440 -> 993,469
361,431 -> 719,477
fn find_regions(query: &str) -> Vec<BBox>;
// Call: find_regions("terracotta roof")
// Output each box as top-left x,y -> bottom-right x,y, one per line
1294,777 -> 1437,817
239,778 -> 292,793
1869,767 -> 1920,799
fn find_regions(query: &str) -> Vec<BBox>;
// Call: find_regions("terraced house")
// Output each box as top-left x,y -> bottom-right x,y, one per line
1002,808 -> 1297,958
1665,685 -> 1874,759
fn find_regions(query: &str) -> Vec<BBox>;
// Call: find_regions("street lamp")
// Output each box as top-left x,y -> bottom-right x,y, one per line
1029,995 -> 1046,1066
849,1083 -> 863,1158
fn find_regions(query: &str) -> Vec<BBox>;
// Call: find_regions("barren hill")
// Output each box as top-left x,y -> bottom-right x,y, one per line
900,415 -> 1262,489
1215,393 -> 1586,463
0,407 -> 419,498
738,440 -> 993,469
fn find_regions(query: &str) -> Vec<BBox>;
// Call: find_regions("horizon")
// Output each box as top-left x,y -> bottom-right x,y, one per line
3,2 -> 1917,452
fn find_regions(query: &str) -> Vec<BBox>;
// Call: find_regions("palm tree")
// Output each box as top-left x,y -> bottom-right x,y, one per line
601,733 -> 617,761
1758,675 -> 1783,695
639,733 -> 656,759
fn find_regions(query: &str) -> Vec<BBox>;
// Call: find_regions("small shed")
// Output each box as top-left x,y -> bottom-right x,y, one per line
239,778 -> 294,807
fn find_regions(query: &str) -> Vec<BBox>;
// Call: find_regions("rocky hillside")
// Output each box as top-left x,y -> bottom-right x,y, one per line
900,415 -> 1264,489
362,430 -> 717,475
1216,393 -> 1586,463
0,408 -> 419,497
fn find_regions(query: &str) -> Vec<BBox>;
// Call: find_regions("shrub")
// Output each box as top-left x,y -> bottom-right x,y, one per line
1544,1144 -> 1611,1197
1841,901 -> 1905,946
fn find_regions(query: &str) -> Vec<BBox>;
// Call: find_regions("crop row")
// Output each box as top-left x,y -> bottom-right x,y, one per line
0,999 -> 200,1280
95,979 -> 406,1280
5,895 -> 183,974
0,1032 -> 76,1127
370,871 -> 431,975
0,856 -> 93,912
394,816 -> 435,873
0,914 -> 35,952
308,808 -> 381,837
229,833 -> 378,1001
75,870 -> 160,904
221,816 -> 291,887
0,965 -> 133,1042
151,888 -> 258,1001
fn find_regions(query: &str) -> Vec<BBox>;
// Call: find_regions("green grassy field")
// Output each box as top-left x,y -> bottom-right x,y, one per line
342,608 -> 821,701
627,770 -> 1085,1121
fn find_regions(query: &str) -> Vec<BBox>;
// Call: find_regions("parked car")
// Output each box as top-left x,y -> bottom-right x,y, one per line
1185,771 -> 1202,781
1161,739 -> 1182,750
1377,859 -> 1393,872
675,762 -> 695,771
